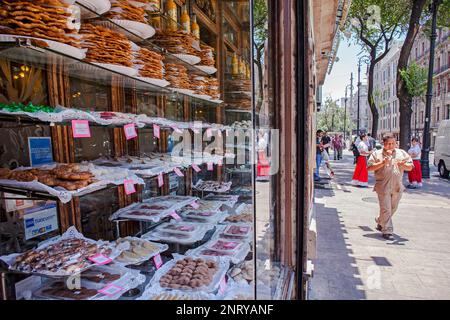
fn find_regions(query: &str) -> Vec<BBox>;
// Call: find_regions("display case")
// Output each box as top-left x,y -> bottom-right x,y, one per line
0,0 -> 297,301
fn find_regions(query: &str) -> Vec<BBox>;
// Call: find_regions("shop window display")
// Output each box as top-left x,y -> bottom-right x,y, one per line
0,0 -> 293,301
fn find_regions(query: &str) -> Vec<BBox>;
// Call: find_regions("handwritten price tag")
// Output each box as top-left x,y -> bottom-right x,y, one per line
170,212 -> 181,221
124,123 -> 137,140
174,167 -> 184,177
192,164 -> 201,173
124,179 -> 136,195
98,284 -> 124,297
218,276 -> 227,295
88,253 -> 112,266
72,120 -> 91,138
158,173 -> 164,187
153,124 -> 160,139
153,253 -> 163,269
207,162 -> 214,171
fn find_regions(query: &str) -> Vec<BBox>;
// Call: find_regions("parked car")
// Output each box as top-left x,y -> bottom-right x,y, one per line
434,119 -> 450,178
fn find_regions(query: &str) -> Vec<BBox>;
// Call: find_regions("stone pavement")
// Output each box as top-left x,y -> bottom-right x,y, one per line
308,150 -> 450,300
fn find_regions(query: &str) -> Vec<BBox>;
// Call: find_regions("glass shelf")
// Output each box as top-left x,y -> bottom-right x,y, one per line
75,1 -> 212,77
0,39 -> 221,108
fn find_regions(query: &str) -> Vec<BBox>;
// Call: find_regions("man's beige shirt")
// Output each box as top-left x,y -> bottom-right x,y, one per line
367,148 -> 413,194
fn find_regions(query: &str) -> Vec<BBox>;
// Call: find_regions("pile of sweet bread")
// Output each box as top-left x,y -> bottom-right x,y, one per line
165,63 -> 190,89
105,0 -> 148,24
153,31 -> 199,55
204,77 -> 220,100
134,48 -> 164,79
199,44 -> 215,67
0,164 -> 95,191
189,75 -> 208,95
80,23 -> 133,67
0,0 -> 81,47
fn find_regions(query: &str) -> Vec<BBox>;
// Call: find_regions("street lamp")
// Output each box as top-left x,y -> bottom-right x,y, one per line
344,75 -> 354,142
357,56 -> 370,136
421,0 -> 442,179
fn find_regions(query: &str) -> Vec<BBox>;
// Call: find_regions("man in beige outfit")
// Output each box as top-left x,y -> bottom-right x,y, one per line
367,134 -> 413,240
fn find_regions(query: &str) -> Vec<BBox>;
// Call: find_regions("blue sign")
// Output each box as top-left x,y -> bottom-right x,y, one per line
28,137 -> 53,167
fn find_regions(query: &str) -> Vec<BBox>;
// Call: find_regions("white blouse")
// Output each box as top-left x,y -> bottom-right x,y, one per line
358,141 -> 369,156
408,144 -> 421,160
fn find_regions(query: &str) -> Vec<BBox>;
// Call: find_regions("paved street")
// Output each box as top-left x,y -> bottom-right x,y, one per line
309,150 -> 450,300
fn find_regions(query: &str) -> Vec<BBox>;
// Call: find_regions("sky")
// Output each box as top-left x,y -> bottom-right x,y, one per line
322,37 -> 368,105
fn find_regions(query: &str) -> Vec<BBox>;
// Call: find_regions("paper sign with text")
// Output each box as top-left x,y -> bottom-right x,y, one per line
124,179 -> 136,195
72,120 -> 91,138
153,124 -> 160,139
124,123 -> 138,140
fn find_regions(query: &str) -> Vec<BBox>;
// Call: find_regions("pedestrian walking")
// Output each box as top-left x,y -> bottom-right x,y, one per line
351,134 -> 372,187
321,146 -> 335,178
407,137 -> 423,189
321,131 -> 331,155
350,137 -> 360,164
314,130 -> 324,182
367,134 -> 413,240
332,134 -> 343,160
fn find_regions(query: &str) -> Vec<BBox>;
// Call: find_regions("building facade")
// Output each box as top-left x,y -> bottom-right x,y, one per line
410,27 -> 450,148
369,41 -> 403,140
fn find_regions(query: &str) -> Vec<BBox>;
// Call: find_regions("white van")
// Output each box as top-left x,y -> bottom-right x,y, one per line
434,119 -> 450,178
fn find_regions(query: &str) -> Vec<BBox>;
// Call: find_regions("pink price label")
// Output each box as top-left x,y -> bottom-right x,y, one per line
218,159 -> 223,166
239,227 -> 250,233
207,162 -> 214,171
218,276 -> 227,295
88,253 -> 112,266
124,179 -> 136,195
98,284 -> 124,297
206,128 -> 212,138
226,130 -> 230,137
193,127 -> 200,134
153,253 -> 163,269
170,212 -> 181,220
192,164 -> 201,173
153,124 -> 160,139
158,173 -> 164,187
72,120 -> 91,138
190,201 -> 200,209
124,123 -> 137,140
174,167 -> 184,177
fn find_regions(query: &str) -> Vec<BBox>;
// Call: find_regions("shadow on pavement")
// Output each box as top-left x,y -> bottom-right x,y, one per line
309,202 -> 366,300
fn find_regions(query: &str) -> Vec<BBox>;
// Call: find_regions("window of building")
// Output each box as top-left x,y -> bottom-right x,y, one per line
446,105 -> 450,120
422,42 -> 425,54
415,47 -> 418,59
421,111 -> 424,123
437,107 -> 440,122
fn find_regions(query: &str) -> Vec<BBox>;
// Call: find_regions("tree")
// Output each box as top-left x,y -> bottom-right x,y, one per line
253,0 -> 268,111
396,0 -> 450,149
317,97 -> 354,134
346,0 -> 409,139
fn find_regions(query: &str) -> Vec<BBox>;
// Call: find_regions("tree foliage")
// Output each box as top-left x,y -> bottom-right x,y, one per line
399,62 -> 428,98
345,0 -> 410,138
317,97 -> 354,134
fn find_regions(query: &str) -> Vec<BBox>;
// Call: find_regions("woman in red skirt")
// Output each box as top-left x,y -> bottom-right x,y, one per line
407,137 -> 423,189
351,134 -> 373,187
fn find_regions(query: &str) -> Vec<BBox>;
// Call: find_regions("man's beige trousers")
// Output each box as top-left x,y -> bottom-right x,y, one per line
375,192 -> 403,235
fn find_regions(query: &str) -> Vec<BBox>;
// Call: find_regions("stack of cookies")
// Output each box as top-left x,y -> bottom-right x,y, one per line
165,63 -> 190,89
189,75 -> 208,95
153,31 -> 199,55
134,48 -> 164,79
199,44 -> 215,66
0,0 -> 81,47
80,24 -> 133,67
205,77 -> 220,100
105,0 -> 147,23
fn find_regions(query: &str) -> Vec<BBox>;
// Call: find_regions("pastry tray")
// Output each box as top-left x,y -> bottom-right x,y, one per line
32,263 -> 146,300
145,254 -> 230,294
114,237 -> 169,266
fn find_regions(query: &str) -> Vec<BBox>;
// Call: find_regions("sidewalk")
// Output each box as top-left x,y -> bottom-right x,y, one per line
309,150 -> 450,300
